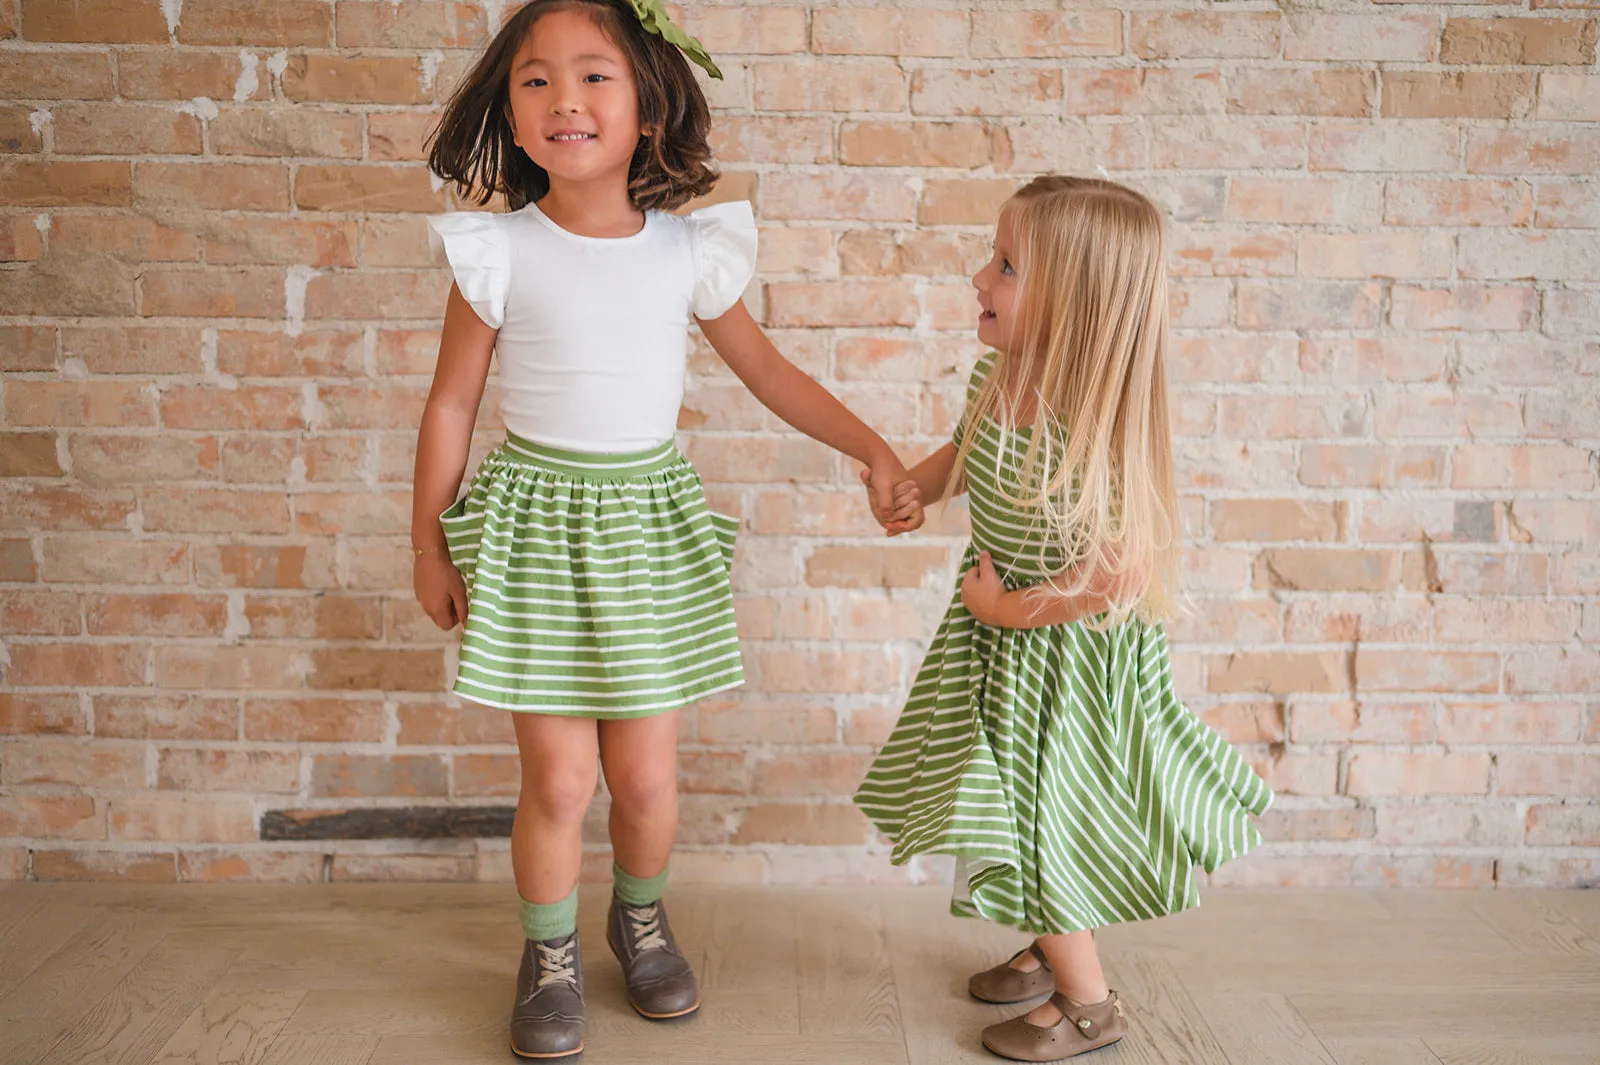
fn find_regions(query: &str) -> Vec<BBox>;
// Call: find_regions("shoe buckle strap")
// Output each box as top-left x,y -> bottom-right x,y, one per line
1051,992 -> 1110,1041
1076,997 -> 1123,1039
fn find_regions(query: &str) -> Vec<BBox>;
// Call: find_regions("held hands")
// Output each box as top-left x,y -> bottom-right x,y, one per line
414,549 -> 469,631
960,550 -> 1012,627
860,461 -> 924,537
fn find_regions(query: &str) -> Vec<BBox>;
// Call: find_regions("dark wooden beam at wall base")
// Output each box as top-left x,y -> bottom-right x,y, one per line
261,806 -> 516,841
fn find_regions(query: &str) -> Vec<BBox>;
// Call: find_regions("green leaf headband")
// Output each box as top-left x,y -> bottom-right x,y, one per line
626,0 -> 723,79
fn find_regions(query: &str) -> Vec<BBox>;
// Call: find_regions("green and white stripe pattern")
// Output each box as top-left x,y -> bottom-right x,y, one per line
441,433 -> 742,717
855,353 -> 1273,935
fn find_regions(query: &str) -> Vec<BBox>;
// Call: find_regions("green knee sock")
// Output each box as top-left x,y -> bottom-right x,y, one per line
613,861 -> 668,906
519,887 -> 578,942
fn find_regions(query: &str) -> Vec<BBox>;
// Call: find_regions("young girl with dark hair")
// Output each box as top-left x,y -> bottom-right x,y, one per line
413,2 -> 919,1057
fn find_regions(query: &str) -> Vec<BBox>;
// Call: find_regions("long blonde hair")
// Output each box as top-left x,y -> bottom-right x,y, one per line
950,175 -> 1180,624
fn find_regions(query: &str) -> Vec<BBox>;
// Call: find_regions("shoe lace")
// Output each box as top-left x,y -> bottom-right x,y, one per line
623,902 -> 668,952
530,940 -> 578,996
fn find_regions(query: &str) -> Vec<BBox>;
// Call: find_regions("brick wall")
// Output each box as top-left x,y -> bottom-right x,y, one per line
1,1 -> 1596,887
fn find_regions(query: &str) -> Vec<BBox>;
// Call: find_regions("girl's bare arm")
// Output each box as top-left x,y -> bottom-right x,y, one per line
412,284 -> 495,550
997,568 -> 1131,629
909,442 -> 959,505
697,302 -> 917,522
962,549 -> 1144,630
698,303 -> 898,467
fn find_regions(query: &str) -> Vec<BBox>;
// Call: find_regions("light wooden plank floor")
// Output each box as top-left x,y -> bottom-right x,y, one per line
1,884 -> 1597,1065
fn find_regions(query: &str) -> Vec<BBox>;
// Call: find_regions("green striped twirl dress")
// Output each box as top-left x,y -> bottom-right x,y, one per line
855,353 -> 1274,935
440,432 -> 742,716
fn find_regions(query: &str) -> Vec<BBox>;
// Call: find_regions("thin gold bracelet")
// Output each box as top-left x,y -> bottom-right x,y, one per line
411,545 -> 446,556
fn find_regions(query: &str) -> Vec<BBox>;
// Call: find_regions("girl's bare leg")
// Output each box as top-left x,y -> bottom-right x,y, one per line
598,710 -> 680,879
511,712 -> 599,904
1026,931 -> 1112,1025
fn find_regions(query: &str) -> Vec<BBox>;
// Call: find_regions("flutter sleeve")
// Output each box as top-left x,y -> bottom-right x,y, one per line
685,200 -> 759,320
427,212 -> 511,329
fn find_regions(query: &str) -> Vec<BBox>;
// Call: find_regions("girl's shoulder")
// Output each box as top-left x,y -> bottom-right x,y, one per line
678,198 -> 755,229
675,200 -> 759,320
427,210 -> 511,329
966,350 -> 1002,397
667,199 -> 757,256
952,351 -> 1000,448
429,208 -> 506,241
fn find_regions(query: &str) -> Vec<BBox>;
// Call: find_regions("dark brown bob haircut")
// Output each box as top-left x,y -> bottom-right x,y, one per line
426,0 -> 718,212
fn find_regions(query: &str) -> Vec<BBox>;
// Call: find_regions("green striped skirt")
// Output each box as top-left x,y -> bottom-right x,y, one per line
855,545 -> 1274,936
439,433 -> 743,717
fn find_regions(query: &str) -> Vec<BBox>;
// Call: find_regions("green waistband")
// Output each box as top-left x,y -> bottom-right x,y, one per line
497,433 -> 680,479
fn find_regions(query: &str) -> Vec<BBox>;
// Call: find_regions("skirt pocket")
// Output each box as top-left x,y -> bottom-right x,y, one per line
438,495 -> 485,587
707,510 -> 739,575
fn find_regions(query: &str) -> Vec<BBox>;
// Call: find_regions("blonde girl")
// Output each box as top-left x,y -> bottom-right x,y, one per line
855,176 -> 1273,1062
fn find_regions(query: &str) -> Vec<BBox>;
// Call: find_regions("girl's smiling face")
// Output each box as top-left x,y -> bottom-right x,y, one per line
973,208 -> 1020,352
507,7 -> 643,188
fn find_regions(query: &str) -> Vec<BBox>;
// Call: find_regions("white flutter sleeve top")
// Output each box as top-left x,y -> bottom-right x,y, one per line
427,200 -> 758,452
